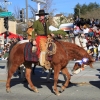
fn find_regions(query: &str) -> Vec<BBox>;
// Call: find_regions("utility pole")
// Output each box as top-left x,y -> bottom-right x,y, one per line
4,0 -> 9,43
26,0 -> 28,23
31,0 -> 46,20
4,0 -> 8,12
77,8 -> 80,18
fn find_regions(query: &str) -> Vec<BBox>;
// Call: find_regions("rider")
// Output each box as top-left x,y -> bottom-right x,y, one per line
31,9 -> 52,70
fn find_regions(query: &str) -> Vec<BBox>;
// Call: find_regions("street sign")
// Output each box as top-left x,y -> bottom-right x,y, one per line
0,12 -> 12,17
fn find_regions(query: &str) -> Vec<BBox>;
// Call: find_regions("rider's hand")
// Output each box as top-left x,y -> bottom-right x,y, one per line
47,34 -> 52,38
33,40 -> 37,45
50,33 -> 55,37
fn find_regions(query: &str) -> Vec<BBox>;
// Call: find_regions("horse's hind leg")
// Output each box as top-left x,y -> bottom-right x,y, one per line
6,64 -> 19,93
60,67 -> 71,92
25,65 -> 39,93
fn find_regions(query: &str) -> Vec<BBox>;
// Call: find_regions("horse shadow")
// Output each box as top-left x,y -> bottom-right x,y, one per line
10,67 -> 77,93
89,69 -> 100,89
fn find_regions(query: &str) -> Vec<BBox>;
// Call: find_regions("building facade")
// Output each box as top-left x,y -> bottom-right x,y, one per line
0,18 -> 16,34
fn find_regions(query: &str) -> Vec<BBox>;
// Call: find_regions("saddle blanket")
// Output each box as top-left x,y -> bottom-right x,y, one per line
24,42 -> 38,62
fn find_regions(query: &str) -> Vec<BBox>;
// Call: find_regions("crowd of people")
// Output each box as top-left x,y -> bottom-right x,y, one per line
69,17 -> 100,61
0,38 -> 21,60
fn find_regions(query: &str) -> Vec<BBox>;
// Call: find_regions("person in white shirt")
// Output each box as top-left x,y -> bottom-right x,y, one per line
98,44 -> 100,60
83,25 -> 89,36
73,25 -> 80,37
75,33 -> 87,51
81,34 -> 88,51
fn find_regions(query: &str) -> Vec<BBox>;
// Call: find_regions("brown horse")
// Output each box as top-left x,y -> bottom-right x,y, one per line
6,40 -> 95,95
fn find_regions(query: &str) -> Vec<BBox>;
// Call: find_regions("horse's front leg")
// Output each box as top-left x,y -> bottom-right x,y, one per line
25,67 -> 39,93
6,64 -> 19,93
53,65 -> 61,96
60,67 -> 71,92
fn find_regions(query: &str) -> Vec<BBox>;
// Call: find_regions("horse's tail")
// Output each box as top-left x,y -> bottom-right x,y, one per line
7,42 -> 17,70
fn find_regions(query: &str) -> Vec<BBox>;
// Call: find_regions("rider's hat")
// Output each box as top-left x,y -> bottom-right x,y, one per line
35,10 -> 49,16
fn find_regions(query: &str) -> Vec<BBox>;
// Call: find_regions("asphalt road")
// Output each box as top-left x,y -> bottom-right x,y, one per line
0,61 -> 100,100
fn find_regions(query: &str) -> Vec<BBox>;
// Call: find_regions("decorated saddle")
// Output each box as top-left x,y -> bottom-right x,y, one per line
24,38 -> 56,62
24,42 -> 38,62
45,38 -> 57,61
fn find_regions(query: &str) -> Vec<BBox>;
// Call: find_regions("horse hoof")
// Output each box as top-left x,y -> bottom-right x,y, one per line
59,88 -> 64,93
6,88 -> 11,93
56,92 -> 60,96
34,87 -> 39,93
59,87 -> 65,93
53,89 -> 60,96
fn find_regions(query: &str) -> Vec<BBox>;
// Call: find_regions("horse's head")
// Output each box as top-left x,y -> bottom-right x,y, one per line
72,58 -> 95,74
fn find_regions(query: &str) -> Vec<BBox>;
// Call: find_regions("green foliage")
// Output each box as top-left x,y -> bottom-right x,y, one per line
60,17 -> 64,23
81,4 -> 88,14
0,6 -> 4,12
52,30 -> 66,37
9,16 -> 16,21
74,2 -> 100,18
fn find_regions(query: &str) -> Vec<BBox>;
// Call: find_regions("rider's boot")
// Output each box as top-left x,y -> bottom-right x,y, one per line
39,51 -> 51,70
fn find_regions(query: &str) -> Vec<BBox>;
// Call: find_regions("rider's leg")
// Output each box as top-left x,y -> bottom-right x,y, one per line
39,38 -> 50,70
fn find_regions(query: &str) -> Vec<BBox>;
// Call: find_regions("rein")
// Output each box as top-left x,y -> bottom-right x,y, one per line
55,39 -> 68,58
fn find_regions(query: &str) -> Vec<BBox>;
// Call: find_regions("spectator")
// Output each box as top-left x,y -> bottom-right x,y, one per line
81,34 -> 88,51
83,25 -> 89,36
87,42 -> 94,57
98,43 -> 100,60
88,28 -> 94,37
73,25 -> 80,37
93,43 -> 98,60
0,52 -> 2,60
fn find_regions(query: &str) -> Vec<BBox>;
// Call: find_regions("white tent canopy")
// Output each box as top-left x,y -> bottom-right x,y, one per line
59,23 -> 74,31
49,25 -> 59,31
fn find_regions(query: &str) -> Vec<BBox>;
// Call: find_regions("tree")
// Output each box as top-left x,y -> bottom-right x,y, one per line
13,6 -> 20,19
74,3 -> 81,18
82,8 -> 100,19
28,0 -> 56,26
74,2 -> 100,19
28,5 -> 37,20
0,6 -> 4,12
41,0 -> 56,15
